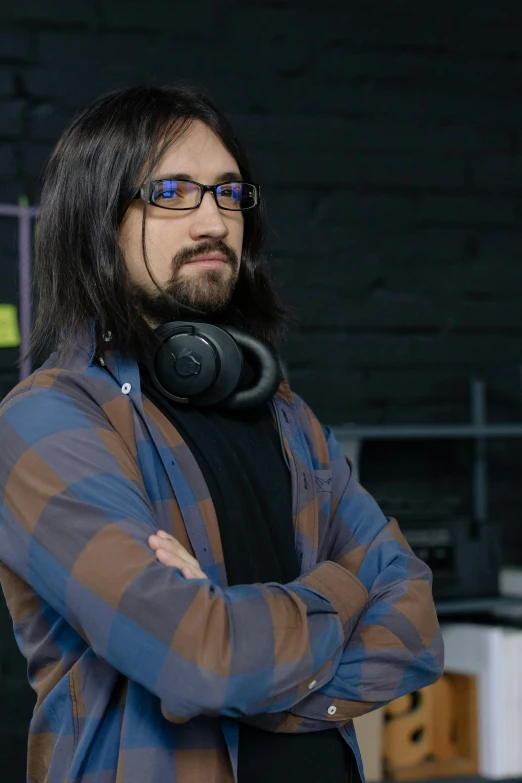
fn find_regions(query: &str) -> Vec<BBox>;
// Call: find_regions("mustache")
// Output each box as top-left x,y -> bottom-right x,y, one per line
172,240 -> 239,273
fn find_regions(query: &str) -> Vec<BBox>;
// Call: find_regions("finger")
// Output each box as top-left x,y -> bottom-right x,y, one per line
156,530 -> 174,540
181,564 -> 206,580
150,535 -> 201,570
149,533 -> 174,549
155,548 -> 185,569
149,535 -> 189,560
156,549 -> 205,578
149,532 -> 179,547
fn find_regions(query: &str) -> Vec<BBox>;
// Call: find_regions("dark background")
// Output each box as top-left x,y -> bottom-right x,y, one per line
1,1 -> 522,777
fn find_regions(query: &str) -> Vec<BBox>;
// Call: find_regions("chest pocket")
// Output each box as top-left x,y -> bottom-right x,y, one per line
314,470 -> 332,493
314,469 -> 333,558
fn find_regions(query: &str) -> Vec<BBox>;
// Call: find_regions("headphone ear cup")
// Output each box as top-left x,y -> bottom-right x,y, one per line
149,322 -> 244,406
221,326 -> 281,409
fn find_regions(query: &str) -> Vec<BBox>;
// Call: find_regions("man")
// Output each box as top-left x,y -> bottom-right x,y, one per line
0,84 -> 443,783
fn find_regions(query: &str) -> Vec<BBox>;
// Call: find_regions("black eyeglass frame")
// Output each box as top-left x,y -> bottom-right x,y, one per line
133,179 -> 261,212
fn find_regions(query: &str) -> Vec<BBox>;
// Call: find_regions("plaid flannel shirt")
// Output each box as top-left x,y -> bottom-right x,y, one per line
0,325 -> 444,783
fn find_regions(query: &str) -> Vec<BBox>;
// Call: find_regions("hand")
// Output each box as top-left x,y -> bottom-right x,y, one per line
148,531 -> 206,579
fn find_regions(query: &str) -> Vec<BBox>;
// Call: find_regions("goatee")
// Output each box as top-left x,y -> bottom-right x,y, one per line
132,239 -> 239,326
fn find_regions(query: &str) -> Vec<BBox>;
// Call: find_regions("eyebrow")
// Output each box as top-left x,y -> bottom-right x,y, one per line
153,171 -> 243,184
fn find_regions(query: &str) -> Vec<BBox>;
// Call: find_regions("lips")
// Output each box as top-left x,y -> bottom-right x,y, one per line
186,253 -> 228,265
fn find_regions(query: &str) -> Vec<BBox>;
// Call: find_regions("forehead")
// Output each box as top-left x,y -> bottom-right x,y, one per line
154,120 -> 240,180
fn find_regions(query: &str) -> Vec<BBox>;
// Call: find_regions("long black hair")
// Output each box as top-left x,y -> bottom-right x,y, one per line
29,83 -> 288,364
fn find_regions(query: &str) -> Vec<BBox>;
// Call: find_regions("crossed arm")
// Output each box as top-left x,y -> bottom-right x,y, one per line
149,422 -> 444,732
0,385 -> 443,729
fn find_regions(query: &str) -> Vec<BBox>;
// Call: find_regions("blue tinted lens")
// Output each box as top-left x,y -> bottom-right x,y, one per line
153,180 -> 200,207
216,182 -> 256,209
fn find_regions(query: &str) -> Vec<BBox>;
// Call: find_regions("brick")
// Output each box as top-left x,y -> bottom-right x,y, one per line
256,150 -> 465,189
358,369 -> 472,404
0,238 -> 18,266
282,369 -> 475,426
267,190 -> 415,229
352,125 -> 510,157
29,103 -> 72,140
0,144 -> 16,179
236,3 -> 522,58
0,264 -> 18,304
348,2 -> 522,53
477,232 -> 522,263
283,332 -> 522,369
278,255 -> 522,327
0,100 -> 25,137
0,181 -> 22,202
275,251 -> 387,295
266,221 -> 370,256
0,229 -> 18,256
24,65 -> 121,107
235,115 -> 510,157
318,51 -> 522,97
0,0 -> 96,23
102,0 -> 211,33
474,156 -> 522,193
290,294 -> 522,331
24,39 -> 263,112
375,229 -> 473,265
276,46 -> 522,100
284,367 -> 473,418
0,69 -> 14,97
36,31 -> 150,69
361,154 -> 466,190
346,261 -> 522,300
270,80 -> 522,128
23,143 -> 52,178
0,216 -> 18,247
0,30 -> 31,60
415,196 -> 518,226
253,149 -> 360,186
271,223 -> 471,261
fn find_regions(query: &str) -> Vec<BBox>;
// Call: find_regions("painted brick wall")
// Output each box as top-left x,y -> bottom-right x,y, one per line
0,1 -> 521,423
0,2 -> 521,777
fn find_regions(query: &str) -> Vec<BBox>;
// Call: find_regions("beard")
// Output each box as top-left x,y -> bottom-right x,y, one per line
131,239 -> 240,326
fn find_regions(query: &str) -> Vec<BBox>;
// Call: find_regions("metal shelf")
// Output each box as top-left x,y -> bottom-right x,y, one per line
333,423 -> 522,442
331,378 -> 522,525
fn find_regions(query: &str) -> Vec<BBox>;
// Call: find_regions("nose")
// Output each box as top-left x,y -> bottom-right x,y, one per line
189,190 -> 229,242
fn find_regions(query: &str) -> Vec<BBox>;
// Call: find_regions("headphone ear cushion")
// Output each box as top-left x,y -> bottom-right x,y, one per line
221,326 -> 281,408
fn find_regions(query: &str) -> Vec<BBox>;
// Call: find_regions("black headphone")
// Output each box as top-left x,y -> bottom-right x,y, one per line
145,322 -> 282,409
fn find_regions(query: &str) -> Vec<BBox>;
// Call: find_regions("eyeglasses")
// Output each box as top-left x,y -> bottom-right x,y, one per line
134,179 -> 260,211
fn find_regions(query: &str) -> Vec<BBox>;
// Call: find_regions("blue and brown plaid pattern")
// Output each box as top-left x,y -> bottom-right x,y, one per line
0,325 -> 443,782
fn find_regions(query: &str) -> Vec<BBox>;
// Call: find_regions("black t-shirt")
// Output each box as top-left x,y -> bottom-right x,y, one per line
141,376 -> 351,783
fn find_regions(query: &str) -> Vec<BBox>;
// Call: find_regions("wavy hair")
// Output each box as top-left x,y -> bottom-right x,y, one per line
29,84 -> 288,364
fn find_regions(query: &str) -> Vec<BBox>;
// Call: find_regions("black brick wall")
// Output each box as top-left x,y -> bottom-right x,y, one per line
1,1 -> 520,424
0,2 -> 522,777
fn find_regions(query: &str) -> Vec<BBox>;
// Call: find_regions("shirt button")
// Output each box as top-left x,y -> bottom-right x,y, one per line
121,383 -> 132,394
327,705 -> 337,716
308,680 -> 317,690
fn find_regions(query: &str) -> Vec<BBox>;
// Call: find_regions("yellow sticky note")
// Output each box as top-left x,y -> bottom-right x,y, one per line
0,304 -> 21,348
